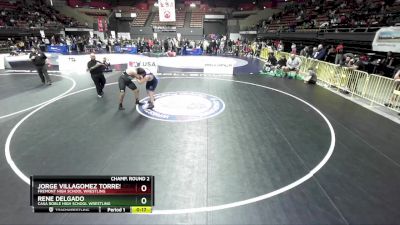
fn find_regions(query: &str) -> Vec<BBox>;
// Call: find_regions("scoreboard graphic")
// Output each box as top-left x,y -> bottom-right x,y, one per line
30,176 -> 154,213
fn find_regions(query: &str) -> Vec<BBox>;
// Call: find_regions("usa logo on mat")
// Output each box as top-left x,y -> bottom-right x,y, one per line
136,91 -> 225,122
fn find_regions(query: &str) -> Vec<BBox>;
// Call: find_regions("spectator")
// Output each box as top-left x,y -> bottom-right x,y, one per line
283,53 -> 302,77
304,67 -> 318,84
262,52 -> 278,73
313,44 -> 326,60
325,45 -> 336,63
267,52 -> 278,65
278,40 -> 284,51
340,55 -> 363,93
379,51 -> 396,76
277,55 -> 287,69
66,37 -> 72,52
341,56 -> 361,70
102,57 -> 112,72
312,46 -> 318,57
291,43 -> 297,54
384,70 -> 400,111
300,46 -> 310,57
335,42 -> 344,64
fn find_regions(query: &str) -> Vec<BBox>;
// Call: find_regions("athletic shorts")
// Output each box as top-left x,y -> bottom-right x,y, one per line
146,78 -> 158,91
118,76 -> 137,92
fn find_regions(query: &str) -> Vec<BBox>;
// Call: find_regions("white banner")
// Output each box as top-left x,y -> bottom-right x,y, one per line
204,62 -> 234,75
111,31 -> 116,39
128,58 -> 158,74
158,0 -> 176,22
372,26 -> 400,53
58,55 -> 88,72
58,54 -> 160,74
118,32 -> 131,40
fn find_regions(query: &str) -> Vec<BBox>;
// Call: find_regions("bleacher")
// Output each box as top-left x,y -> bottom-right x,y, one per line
190,11 -> 205,28
132,10 -> 150,27
151,10 -> 185,28
387,0 -> 400,13
259,0 -> 400,33
0,1 -> 83,30
0,0 -> 17,9
67,0 -> 111,9
114,6 -> 150,27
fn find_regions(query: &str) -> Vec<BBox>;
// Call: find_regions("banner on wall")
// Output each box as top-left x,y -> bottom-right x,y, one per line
158,0 -> 176,22
118,32 -> 131,40
177,33 -> 181,41
97,17 -> 104,32
111,31 -> 116,39
153,33 -> 158,39
372,26 -> 400,53
128,58 -> 158,74
59,55 -> 87,72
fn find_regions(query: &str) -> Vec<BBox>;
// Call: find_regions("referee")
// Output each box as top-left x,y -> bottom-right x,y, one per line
29,47 -> 52,85
87,53 -> 106,98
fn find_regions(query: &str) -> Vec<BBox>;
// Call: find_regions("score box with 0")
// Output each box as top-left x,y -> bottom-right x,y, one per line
30,175 -> 155,213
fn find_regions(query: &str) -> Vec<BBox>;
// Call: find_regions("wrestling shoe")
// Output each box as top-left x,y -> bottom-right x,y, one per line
147,103 -> 154,110
136,100 -> 144,106
118,104 -> 125,110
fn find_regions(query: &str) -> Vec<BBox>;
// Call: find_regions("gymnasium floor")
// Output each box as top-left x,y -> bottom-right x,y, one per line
0,55 -> 399,225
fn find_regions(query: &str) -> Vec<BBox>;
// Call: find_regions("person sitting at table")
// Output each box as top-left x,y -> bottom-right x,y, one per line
102,57 -> 112,72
